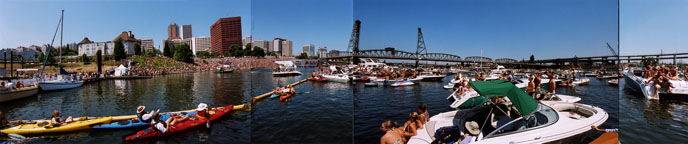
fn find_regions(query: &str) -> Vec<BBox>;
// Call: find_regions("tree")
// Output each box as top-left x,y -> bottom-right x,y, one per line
196,51 -> 210,58
114,38 -> 126,60
134,42 -> 142,55
529,55 -> 535,63
251,46 -> 265,57
296,52 -> 308,59
163,41 -> 172,58
229,44 -> 243,57
173,43 -> 193,63
81,54 -> 89,63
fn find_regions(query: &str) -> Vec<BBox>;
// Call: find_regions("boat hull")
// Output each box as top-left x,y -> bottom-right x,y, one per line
39,81 -> 84,91
0,86 -> 40,102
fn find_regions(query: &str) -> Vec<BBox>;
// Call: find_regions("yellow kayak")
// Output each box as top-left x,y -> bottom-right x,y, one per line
0,116 -> 112,135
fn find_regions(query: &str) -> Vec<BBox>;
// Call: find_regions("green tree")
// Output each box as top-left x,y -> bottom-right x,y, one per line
529,55 -> 535,63
114,38 -> 126,60
296,52 -> 308,59
229,44 -> 243,57
196,51 -> 210,58
81,54 -> 89,63
251,46 -> 265,57
134,42 -> 142,55
38,52 -> 57,65
173,43 -> 193,63
163,41 -> 172,58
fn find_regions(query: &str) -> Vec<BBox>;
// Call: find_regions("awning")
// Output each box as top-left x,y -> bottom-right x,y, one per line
469,80 -> 538,116
274,61 -> 294,67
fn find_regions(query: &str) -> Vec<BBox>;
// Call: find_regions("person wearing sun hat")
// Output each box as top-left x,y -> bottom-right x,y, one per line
196,103 -> 210,118
134,106 -> 157,123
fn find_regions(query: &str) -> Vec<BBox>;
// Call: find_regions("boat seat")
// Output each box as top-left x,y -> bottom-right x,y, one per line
426,121 -> 437,140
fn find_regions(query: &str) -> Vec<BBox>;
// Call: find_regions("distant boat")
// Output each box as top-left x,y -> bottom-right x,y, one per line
0,85 -> 39,102
215,64 -> 234,73
38,10 -> 84,91
272,61 -> 301,76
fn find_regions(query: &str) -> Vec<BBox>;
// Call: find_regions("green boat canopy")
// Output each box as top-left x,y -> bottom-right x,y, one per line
469,80 -> 538,116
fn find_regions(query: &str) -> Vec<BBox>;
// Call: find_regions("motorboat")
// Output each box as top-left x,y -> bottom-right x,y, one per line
0,83 -> 39,102
321,65 -> 351,82
491,65 -> 507,74
623,69 -> 688,99
559,78 -> 590,87
418,72 -> 446,81
390,80 -> 414,87
408,80 -> 607,144
215,64 -> 234,73
540,93 -> 582,103
272,61 -> 302,76
607,79 -> 618,86
443,83 -> 457,89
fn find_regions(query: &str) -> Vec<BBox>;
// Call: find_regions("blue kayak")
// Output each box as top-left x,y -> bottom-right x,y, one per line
270,93 -> 280,99
92,112 -> 196,129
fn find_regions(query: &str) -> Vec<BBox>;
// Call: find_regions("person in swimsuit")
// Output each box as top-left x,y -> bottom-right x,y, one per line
402,112 -> 419,140
380,120 -> 405,144
50,110 -> 74,126
526,75 -> 536,99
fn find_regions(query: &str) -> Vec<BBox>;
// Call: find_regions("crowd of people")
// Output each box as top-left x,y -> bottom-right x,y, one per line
642,64 -> 685,98
380,104 -> 430,144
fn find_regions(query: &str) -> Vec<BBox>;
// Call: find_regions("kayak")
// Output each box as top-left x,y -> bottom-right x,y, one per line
92,112 -> 196,130
270,93 -> 280,99
308,77 -> 328,81
0,116 -> 112,135
125,105 -> 234,141
279,93 -> 295,102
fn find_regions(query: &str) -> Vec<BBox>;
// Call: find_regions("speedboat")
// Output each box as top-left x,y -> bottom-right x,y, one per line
607,79 -> 618,86
0,79 -> 40,102
321,73 -> 351,83
418,73 -> 446,81
540,93 -> 582,103
443,83 -> 456,89
215,64 -> 234,73
390,80 -> 414,87
623,69 -> 688,99
408,80 -> 607,144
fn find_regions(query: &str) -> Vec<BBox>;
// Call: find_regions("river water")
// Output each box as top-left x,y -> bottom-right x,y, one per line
353,74 -> 619,143
619,78 -> 688,143
0,68 -> 353,143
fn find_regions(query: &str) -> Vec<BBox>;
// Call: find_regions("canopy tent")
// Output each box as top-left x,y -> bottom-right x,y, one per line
274,61 -> 295,67
468,80 -> 538,116
114,64 -> 129,76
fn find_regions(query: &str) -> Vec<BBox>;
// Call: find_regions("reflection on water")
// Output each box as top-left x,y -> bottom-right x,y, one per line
619,79 -> 688,143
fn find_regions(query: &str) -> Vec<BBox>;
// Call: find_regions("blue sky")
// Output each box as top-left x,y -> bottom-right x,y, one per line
621,0 -> 688,55
355,0 -> 618,60
251,0 -> 353,54
0,0 -> 251,49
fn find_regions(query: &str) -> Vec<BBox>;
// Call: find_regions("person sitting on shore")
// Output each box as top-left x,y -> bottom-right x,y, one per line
50,110 -> 74,127
380,120 -> 405,144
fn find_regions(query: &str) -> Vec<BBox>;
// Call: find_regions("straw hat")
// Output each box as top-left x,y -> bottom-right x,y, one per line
137,106 -> 146,114
197,103 -> 208,111
465,121 -> 480,135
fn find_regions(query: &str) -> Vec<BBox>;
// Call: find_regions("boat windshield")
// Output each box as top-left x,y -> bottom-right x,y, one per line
484,103 -> 558,138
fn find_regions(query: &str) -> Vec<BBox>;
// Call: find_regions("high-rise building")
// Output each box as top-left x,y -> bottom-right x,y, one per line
242,35 -> 252,50
252,40 -> 272,53
318,46 -> 327,57
210,16 -> 242,54
181,25 -> 192,39
191,36 -> 211,55
168,22 -> 180,40
272,38 -> 292,57
138,38 -> 154,51
302,44 -> 314,57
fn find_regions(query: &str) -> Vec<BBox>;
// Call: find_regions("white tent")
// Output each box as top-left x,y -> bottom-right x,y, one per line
274,61 -> 295,67
114,64 -> 129,76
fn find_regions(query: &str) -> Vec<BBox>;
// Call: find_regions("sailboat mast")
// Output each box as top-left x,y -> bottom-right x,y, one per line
59,10 -> 63,66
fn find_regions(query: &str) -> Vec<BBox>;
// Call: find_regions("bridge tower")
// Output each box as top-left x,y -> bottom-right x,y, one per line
416,27 -> 427,67
348,20 -> 361,64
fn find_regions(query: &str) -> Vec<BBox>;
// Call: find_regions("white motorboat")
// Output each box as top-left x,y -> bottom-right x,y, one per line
408,80 -> 607,144
540,93 -> 582,103
491,65 -> 507,74
390,80 -> 414,87
443,83 -> 456,89
418,72 -> 446,81
0,85 -> 39,102
321,73 -> 351,83
607,79 -> 619,86
623,69 -> 688,99
272,61 -> 301,76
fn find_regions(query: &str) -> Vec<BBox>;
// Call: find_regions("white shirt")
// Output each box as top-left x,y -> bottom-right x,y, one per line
152,121 -> 166,132
141,113 -> 153,121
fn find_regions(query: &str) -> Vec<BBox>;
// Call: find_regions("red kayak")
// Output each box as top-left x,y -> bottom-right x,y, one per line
279,93 -> 295,102
125,105 -> 234,141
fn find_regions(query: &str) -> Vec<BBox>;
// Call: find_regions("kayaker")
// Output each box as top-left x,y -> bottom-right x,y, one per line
167,112 -> 190,125
50,110 -> 74,126
289,86 -> 296,94
273,87 -> 283,95
150,111 -> 169,133
281,86 -> 291,95
380,120 -> 405,144
133,106 -> 157,123
196,103 -> 211,118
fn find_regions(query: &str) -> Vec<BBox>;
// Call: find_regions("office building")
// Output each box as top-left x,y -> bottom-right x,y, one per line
302,44 -> 314,57
210,16 -> 242,54
191,36 -> 211,55
168,22 -> 180,40
181,25 -> 192,39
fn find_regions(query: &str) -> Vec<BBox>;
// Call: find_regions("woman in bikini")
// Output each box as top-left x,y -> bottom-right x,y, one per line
380,120 -> 405,144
